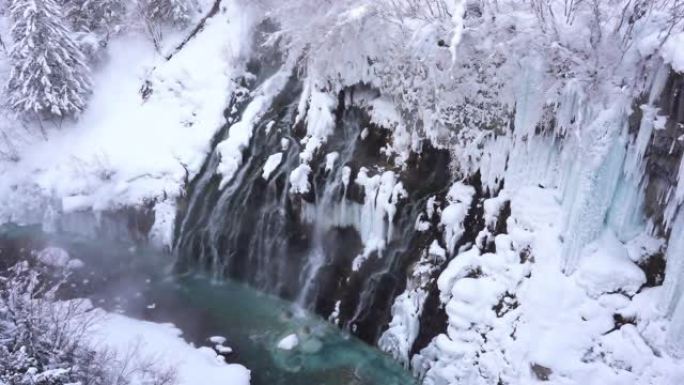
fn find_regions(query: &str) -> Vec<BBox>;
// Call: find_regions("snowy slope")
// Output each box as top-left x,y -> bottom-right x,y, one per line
90,312 -> 250,385
0,0 -> 257,248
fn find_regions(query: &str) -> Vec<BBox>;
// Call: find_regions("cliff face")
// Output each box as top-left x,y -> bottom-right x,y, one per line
172,29 -> 684,385
171,1 -> 684,383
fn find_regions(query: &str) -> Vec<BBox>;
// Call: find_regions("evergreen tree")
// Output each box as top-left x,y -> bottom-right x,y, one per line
140,0 -> 197,27
6,0 -> 92,117
62,0 -> 126,34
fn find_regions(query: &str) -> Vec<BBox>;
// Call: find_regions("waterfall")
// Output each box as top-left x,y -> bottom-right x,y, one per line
172,46 -> 684,381
173,62 -> 453,343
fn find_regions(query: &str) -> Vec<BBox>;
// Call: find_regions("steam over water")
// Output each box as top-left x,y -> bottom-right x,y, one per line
0,225 -> 416,385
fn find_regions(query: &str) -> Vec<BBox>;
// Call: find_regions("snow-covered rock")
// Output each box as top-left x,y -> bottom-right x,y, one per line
262,153 -> 283,180
36,247 -> 78,269
276,334 -> 299,350
576,231 -> 646,298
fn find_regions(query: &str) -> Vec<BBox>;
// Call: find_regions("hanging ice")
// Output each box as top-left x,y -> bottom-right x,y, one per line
560,103 -> 629,274
441,182 -> 475,254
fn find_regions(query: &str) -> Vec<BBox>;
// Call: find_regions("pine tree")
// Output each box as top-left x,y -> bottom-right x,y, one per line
62,0 -> 126,34
140,0 -> 197,27
6,0 -> 92,117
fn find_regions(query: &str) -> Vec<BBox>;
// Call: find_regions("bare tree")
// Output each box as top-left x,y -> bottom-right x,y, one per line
0,261 -> 178,385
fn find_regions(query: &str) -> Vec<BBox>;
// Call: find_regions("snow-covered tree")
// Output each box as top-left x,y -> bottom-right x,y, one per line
0,262 -> 108,385
139,0 -> 197,27
0,260 -> 178,385
62,0 -> 127,34
6,0 -> 92,118
136,0 -> 197,51
59,0 -> 127,64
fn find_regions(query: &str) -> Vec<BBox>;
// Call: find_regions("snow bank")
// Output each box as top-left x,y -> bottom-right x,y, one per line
576,231 -> 646,298
91,313 -> 250,385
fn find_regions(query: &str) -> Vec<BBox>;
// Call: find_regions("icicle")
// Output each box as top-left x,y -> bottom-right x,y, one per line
560,103 -> 628,274
664,208 -> 684,357
668,290 -> 684,358
606,173 -> 646,241
352,169 -> 407,261
42,202 -> 58,234
661,209 -> 684,316
624,63 -> 670,178
512,56 -> 545,143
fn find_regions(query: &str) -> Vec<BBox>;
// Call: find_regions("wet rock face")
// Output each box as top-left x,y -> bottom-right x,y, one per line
531,363 -> 552,381
173,74 -> 453,344
638,252 -> 667,287
644,72 -> 684,234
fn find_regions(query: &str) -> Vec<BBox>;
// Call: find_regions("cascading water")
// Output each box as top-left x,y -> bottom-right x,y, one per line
173,61 -> 452,344
294,118 -> 359,307
165,9 -> 684,379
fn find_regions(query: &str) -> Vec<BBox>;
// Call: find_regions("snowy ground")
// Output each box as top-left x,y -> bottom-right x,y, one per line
0,0 -> 256,248
89,311 -> 250,385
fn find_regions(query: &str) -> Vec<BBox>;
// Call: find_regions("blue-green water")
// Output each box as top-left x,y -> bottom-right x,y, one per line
153,277 -> 416,385
0,226 -> 416,385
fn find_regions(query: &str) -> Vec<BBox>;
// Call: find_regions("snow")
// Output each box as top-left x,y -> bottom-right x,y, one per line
0,0 -> 261,248
661,209 -> 684,356
379,240 -> 447,367
299,90 -> 337,163
0,1 -> 683,384
575,230 -> 646,298
276,334 -> 299,350
217,67 -> 292,189
440,182 -> 475,254
662,33 -> 684,73
261,152 -> 283,180
325,152 -> 339,172
210,336 -> 234,354
286,88 -> 338,194
91,312 -> 250,385
35,246 -> 85,270
209,336 -> 227,345
288,164 -> 311,194
36,247 -> 71,267
412,186 -> 684,385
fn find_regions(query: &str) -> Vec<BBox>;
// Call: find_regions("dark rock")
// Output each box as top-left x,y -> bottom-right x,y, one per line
531,363 -> 552,381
